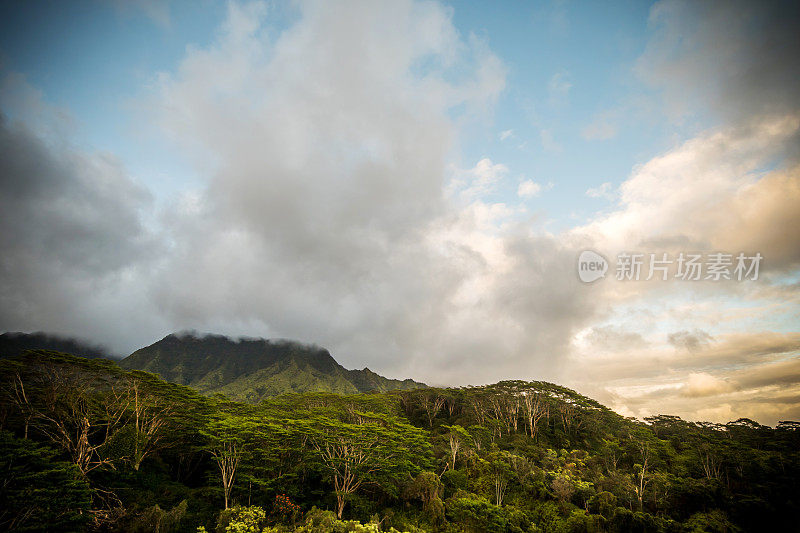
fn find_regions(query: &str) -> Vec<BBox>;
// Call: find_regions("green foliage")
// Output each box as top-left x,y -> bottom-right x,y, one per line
0,430 -> 92,531
123,500 -> 189,533
1,350 -> 799,533
445,494 -> 510,533
243,506 -> 419,533
440,468 -> 468,497
216,505 -> 268,533
404,472 -> 444,526
683,510 -> 740,533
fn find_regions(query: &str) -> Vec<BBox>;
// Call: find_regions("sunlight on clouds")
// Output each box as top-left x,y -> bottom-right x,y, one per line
1,0 -> 798,426
684,372 -> 734,397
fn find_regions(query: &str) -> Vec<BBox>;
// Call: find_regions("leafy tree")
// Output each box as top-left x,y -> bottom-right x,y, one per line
203,414 -> 250,509
446,494 -> 508,533
123,372 -> 182,471
2,351 -> 131,476
300,412 -> 430,518
441,424 -> 470,471
0,430 -> 91,531
404,471 -> 444,526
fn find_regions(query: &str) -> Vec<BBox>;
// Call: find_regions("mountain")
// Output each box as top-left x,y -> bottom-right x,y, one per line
119,332 -> 426,402
0,331 -> 112,359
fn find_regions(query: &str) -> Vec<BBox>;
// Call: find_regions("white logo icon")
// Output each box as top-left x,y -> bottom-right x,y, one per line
578,250 -> 608,283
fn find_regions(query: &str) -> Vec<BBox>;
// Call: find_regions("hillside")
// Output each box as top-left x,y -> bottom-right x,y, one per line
119,332 -> 426,401
1,350 -> 797,532
0,331 -> 112,359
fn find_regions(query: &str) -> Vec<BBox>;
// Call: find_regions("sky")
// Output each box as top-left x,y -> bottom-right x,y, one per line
0,0 -> 798,425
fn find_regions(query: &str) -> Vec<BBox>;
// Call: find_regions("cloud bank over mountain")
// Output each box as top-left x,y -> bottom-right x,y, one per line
0,0 -> 797,424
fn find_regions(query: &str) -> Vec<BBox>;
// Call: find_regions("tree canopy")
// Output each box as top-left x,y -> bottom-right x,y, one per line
1,351 -> 798,532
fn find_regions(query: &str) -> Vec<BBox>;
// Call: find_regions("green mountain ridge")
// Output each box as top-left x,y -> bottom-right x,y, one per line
118,332 -> 426,401
0,331 -> 112,359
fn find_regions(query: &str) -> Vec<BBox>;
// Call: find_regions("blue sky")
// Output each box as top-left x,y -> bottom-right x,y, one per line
0,0 -> 798,425
0,0 -> 680,228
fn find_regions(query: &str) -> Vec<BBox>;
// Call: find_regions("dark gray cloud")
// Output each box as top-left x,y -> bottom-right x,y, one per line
638,0 -> 800,125
0,106 -> 162,349
668,329 -> 713,352
0,115 -> 151,272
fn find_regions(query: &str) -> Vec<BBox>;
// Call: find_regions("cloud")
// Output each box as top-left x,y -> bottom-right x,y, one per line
567,6 -> 800,420
637,0 -> 800,124
578,115 -> 800,273
583,325 -> 648,352
499,129 -> 514,141
585,182 -> 614,201
450,158 -> 508,200
569,330 -> 800,424
668,329 -> 713,351
683,372 -> 734,397
0,76 -> 162,349
143,0 -> 594,385
517,179 -> 542,198
540,129 -> 562,153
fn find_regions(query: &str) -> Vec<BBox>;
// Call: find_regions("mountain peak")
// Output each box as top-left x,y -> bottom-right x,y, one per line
120,332 -> 425,402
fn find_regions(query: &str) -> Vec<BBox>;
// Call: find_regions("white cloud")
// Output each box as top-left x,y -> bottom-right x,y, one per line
585,182 -> 614,200
142,0 -> 592,385
499,129 -> 514,141
450,158 -> 508,200
684,372 -> 734,397
517,179 -> 542,198
578,115 -> 800,268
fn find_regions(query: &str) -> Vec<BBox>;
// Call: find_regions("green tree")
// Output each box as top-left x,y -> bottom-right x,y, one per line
441,424 -> 470,471
0,431 -> 92,531
202,414 -> 253,509
300,412 -> 430,518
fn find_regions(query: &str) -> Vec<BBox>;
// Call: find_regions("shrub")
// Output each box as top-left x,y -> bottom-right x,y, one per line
446,494 -> 507,533
215,505 -> 268,533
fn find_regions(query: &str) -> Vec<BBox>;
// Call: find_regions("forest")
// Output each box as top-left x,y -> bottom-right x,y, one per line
1,350 -> 798,532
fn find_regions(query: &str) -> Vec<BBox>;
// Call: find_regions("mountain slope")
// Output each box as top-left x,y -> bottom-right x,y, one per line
119,332 -> 425,402
0,331 -> 112,359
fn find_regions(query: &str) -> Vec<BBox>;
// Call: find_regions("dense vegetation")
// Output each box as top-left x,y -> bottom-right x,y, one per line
1,350 -> 798,532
